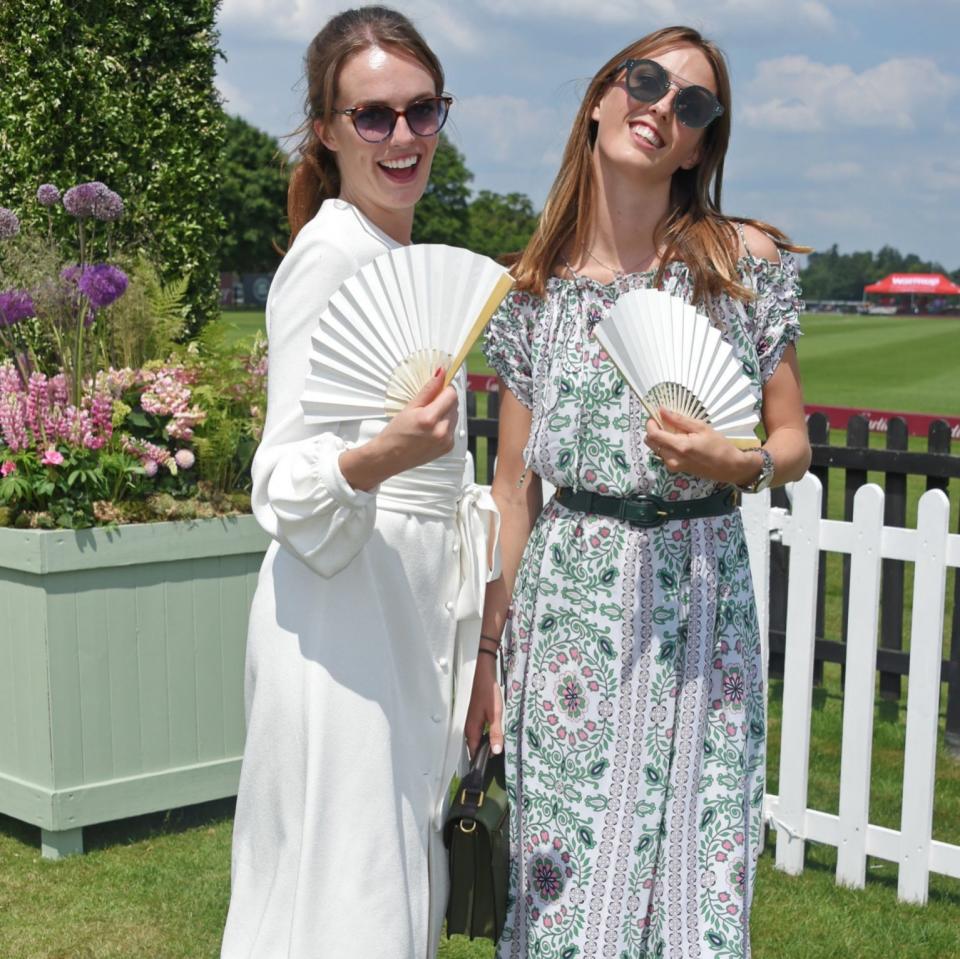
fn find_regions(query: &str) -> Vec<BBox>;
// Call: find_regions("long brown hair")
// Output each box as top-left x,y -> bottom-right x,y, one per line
513,26 -> 807,302
286,5 -> 444,241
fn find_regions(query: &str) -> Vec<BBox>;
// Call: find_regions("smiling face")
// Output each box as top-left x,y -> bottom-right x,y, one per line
316,45 -> 440,240
590,43 -> 717,184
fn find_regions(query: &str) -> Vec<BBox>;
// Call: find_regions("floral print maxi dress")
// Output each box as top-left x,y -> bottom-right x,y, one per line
484,253 -> 802,959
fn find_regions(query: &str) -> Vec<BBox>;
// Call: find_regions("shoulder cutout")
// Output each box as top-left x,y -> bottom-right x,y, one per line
740,223 -> 782,265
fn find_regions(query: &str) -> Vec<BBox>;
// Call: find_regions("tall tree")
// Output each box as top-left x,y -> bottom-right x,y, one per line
0,0 -> 225,329
219,114 -> 288,274
412,134 -> 471,245
467,190 -> 539,261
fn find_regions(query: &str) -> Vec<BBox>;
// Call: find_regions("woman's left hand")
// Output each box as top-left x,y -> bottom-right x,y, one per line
645,408 -> 755,485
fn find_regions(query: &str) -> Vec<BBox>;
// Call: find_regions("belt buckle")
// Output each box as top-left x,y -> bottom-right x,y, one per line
625,496 -> 669,529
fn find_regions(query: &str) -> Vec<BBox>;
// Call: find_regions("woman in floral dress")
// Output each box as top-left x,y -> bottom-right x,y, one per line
464,26 -> 812,959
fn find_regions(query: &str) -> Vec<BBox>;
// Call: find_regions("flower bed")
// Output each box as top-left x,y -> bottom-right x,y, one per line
0,181 -> 265,528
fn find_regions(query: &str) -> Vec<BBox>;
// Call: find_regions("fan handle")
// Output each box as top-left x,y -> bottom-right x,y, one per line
442,273 -> 516,387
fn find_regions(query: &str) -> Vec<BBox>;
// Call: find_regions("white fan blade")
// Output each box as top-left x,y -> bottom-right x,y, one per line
302,244 -> 512,423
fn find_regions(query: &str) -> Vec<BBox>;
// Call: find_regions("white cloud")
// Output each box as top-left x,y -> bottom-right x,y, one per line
742,56 -> 960,132
215,74 -> 252,114
219,0 -> 482,51
219,0 -> 836,47
479,0 -> 836,29
452,95 -> 565,165
803,161 -> 864,182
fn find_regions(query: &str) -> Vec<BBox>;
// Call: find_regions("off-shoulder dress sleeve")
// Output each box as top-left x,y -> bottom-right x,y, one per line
482,289 -> 539,409
250,219 -> 381,577
748,250 -> 804,384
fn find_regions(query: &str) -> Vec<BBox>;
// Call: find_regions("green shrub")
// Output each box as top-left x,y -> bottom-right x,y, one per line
0,0 -> 225,331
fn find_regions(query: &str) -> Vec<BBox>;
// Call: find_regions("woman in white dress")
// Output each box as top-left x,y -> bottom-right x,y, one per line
221,8 -> 497,958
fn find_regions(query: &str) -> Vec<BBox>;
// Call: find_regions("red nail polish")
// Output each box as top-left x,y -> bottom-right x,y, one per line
434,367 -> 443,378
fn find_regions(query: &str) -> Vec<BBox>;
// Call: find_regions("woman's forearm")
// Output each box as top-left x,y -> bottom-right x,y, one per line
480,477 -> 542,642
763,425 -> 812,487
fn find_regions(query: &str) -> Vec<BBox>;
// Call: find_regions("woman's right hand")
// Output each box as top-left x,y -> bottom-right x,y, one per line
464,652 -> 504,759
339,369 -> 459,491
379,368 -> 459,473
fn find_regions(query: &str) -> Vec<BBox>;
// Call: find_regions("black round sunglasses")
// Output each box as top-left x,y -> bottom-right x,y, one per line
333,95 -> 453,143
615,59 -> 723,129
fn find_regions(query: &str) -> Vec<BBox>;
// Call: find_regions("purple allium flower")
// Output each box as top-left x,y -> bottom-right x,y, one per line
0,290 -> 36,327
0,207 -> 20,239
63,181 -> 110,218
76,264 -> 128,309
174,448 -> 195,470
36,184 -> 61,207
94,189 -> 124,222
142,458 -> 159,478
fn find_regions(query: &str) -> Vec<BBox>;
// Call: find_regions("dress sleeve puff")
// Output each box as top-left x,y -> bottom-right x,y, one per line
482,289 -> 538,410
747,250 -> 804,384
250,218 -> 380,578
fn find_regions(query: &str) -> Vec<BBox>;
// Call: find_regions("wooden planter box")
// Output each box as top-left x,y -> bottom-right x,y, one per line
0,516 -> 269,859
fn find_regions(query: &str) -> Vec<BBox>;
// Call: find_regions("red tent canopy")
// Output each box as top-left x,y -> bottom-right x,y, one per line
864,273 -> 960,295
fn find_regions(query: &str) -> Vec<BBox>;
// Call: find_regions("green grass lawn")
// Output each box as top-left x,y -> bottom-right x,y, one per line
796,314 -> 960,416
219,309 -> 267,346
2,664 -> 958,958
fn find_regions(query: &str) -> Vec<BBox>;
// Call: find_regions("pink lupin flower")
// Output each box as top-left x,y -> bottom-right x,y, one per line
41,449 -> 64,466
0,460 -> 15,477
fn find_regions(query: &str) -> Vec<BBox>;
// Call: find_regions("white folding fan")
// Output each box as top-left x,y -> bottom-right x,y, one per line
594,289 -> 761,448
301,244 -> 514,424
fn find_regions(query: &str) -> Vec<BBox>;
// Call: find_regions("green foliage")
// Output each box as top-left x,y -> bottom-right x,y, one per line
188,324 -> 266,494
467,190 -> 538,261
0,0 -> 225,331
413,134 -> 472,245
100,254 -> 190,369
0,446 -> 145,529
414,137 -> 540,260
800,244 -> 951,301
219,113 -> 288,274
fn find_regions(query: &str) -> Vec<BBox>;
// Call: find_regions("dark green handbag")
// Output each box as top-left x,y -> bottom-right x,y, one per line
443,734 -> 509,941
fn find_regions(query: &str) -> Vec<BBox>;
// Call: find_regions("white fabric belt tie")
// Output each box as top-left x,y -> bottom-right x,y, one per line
433,482 -> 500,827
377,473 -> 501,828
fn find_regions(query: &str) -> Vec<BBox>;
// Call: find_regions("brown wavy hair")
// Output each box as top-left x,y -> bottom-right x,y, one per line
513,26 -> 807,302
286,6 -> 444,242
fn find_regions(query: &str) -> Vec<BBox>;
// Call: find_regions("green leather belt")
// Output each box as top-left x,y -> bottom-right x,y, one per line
554,486 -> 739,528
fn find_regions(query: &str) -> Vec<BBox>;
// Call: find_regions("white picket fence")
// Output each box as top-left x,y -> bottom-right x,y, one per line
742,474 -> 960,903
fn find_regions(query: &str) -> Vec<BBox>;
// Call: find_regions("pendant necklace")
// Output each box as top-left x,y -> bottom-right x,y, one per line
581,246 -> 658,283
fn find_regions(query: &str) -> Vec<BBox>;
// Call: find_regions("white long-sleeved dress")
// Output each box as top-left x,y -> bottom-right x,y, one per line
221,198 -> 498,959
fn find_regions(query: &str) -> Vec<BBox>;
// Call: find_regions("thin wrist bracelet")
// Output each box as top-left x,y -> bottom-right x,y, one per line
477,647 -> 499,659
479,633 -> 502,648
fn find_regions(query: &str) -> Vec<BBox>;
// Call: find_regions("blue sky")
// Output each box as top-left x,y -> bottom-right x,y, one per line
216,0 -> 959,270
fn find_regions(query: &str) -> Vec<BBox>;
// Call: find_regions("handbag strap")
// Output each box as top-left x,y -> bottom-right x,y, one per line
458,738 -> 492,817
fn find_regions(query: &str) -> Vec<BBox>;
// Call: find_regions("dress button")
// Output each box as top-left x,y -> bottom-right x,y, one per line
437,657 -> 449,672
458,428 -> 466,439
432,713 -> 443,723
452,541 -> 460,553
444,600 -> 454,612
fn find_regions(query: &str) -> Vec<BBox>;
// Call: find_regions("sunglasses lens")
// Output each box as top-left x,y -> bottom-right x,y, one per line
624,60 -> 669,102
675,87 -> 721,128
406,98 -> 448,136
354,106 -> 395,142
